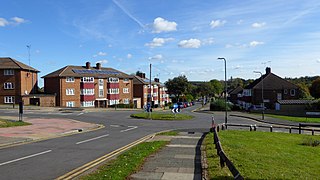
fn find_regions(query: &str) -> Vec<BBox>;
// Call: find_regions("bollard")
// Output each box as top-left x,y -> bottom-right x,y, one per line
312,129 -> 315,135
217,125 -> 220,132
254,125 -> 257,131
289,127 -> 292,134
222,124 -> 225,130
250,125 -> 253,131
270,126 -> 273,132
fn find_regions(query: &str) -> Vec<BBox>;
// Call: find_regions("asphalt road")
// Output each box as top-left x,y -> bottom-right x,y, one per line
0,104 -> 264,180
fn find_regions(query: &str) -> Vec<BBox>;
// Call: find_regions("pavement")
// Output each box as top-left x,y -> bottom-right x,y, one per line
129,131 -> 206,180
0,116 -> 102,148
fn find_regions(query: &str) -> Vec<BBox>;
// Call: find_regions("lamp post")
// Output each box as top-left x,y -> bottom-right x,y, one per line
217,57 -> 228,126
253,71 -> 265,120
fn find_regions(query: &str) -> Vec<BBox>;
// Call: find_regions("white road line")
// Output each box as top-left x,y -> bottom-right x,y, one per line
110,125 -> 120,127
76,113 -> 84,116
0,150 -> 52,166
120,126 -> 138,132
76,134 -> 109,145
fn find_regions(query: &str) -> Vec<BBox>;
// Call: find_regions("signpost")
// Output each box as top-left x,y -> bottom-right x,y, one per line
171,104 -> 180,118
19,101 -> 23,122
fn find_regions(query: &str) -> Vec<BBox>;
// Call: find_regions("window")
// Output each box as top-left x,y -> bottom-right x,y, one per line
66,88 -> 75,95
80,89 -> 94,95
66,101 -> 75,107
108,77 -> 119,83
4,82 -> 14,89
123,98 -> 130,104
290,89 -> 296,96
123,88 -> 129,93
243,89 -> 252,96
66,77 -> 75,82
4,69 -> 14,75
123,78 -> 129,83
81,77 -> 94,83
108,88 -> 119,94
4,96 -> 14,104
99,89 -> 104,97
99,79 -> 104,86
81,101 -> 95,107
109,99 -> 119,105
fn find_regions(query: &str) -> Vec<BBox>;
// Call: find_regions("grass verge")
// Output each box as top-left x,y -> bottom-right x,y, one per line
80,141 -> 167,180
157,131 -> 179,136
130,112 -> 193,120
204,130 -> 320,179
0,119 -> 31,128
265,114 -> 320,123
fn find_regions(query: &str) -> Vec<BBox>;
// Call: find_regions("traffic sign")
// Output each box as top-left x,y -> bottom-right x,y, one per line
171,108 -> 180,113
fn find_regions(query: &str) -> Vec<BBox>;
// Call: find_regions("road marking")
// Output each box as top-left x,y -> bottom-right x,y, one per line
76,113 -> 84,116
0,150 -> 52,166
76,134 -> 109,145
57,134 -> 155,180
120,126 -> 138,132
110,124 -> 120,127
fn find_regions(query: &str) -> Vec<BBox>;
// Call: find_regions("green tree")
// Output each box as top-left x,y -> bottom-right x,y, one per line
209,79 -> 223,96
310,77 -> 320,98
165,75 -> 189,102
297,83 -> 312,99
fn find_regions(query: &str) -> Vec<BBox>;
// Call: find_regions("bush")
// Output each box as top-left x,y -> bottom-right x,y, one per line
210,99 -> 232,111
109,103 -> 134,108
302,137 -> 320,147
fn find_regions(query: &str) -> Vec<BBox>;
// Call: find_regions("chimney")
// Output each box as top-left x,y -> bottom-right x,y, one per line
142,73 -> 146,79
154,78 -> 159,82
266,67 -> 271,74
85,62 -> 91,69
96,63 -> 101,70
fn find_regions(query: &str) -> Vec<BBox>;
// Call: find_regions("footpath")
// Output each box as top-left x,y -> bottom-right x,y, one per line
130,131 -> 205,180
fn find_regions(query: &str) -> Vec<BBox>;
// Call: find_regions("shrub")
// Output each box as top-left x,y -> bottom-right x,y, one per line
210,99 -> 232,111
302,137 -> 320,147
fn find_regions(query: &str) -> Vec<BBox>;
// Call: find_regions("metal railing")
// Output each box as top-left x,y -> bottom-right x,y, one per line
211,117 -> 243,180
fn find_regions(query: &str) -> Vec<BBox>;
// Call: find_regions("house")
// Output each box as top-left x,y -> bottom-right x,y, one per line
240,67 -> 300,110
228,86 -> 243,105
0,57 -> 40,105
132,72 -> 169,108
42,62 -> 133,108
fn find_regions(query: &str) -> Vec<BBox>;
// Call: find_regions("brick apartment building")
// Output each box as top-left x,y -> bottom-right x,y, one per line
0,57 -> 39,105
133,72 -> 169,108
42,62 -> 133,108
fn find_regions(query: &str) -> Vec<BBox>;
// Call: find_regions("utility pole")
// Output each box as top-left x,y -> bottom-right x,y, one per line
26,45 -> 34,94
149,63 -> 152,119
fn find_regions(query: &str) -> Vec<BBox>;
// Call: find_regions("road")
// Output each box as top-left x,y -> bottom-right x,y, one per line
0,104 -> 264,180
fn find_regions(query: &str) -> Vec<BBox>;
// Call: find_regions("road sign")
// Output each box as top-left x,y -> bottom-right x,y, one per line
171,108 -> 180,113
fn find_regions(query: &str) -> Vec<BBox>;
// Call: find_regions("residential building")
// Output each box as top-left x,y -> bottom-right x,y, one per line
42,62 -> 133,108
0,57 -> 39,104
240,67 -> 300,109
133,72 -> 169,108
228,86 -> 243,105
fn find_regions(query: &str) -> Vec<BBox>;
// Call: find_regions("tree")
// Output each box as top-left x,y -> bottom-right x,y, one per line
297,83 -> 312,99
310,77 -> 320,98
209,79 -> 223,96
165,75 -> 189,102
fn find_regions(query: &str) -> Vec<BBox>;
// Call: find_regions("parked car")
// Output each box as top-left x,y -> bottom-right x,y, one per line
249,105 -> 266,110
177,102 -> 184,108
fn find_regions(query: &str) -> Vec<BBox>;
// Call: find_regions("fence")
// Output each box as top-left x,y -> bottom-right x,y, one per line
211,117 -> 244,180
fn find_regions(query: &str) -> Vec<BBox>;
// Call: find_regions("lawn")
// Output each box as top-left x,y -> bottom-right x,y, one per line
204,130 -> 320,179
265,114 -> 320,123
0,119 -> 31,128
80,141 -> 167,180
130,112 -> 193,120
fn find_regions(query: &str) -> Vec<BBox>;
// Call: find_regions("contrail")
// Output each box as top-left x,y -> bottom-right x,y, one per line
112,0 -> 145,29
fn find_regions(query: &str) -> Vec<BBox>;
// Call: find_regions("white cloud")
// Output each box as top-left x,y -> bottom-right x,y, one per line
0,18 -> 9,27
210,19 -> 226,28
237,20 -> 243,25
127,53 -> 132,59
317,59 -> 320,63
96,59 -> 108,64
11,17 -> 26,24
93,51 -> 107,57
145,37 -> 174,48
202,37 -> 214,45
152,17 -> 177,33
178,39 -> 201,48
252,22 -> 266,28
250,41 -> 264,47
149,54 -> 163,60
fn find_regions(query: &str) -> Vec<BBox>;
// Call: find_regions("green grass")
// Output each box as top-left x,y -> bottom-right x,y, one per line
157,131 -> 179,136
265,114 -> 320,123
81,141 -> 167,180
130,112 -> 193,120
204,130 -> 320,179
0,119 -> 31,128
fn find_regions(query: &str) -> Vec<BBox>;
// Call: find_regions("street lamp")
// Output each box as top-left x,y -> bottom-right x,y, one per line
217,57 -> 228,126
253,71 -> 265,120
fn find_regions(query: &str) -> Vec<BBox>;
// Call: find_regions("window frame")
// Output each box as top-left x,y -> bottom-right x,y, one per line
4,82 -> 14,89
66,88 -> 75,95
4,69 -> 14,75
4,96 -> 14,104
66,77 -> 75,82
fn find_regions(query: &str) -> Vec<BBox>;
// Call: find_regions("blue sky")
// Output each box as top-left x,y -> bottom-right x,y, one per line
1,0 -> 320,87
